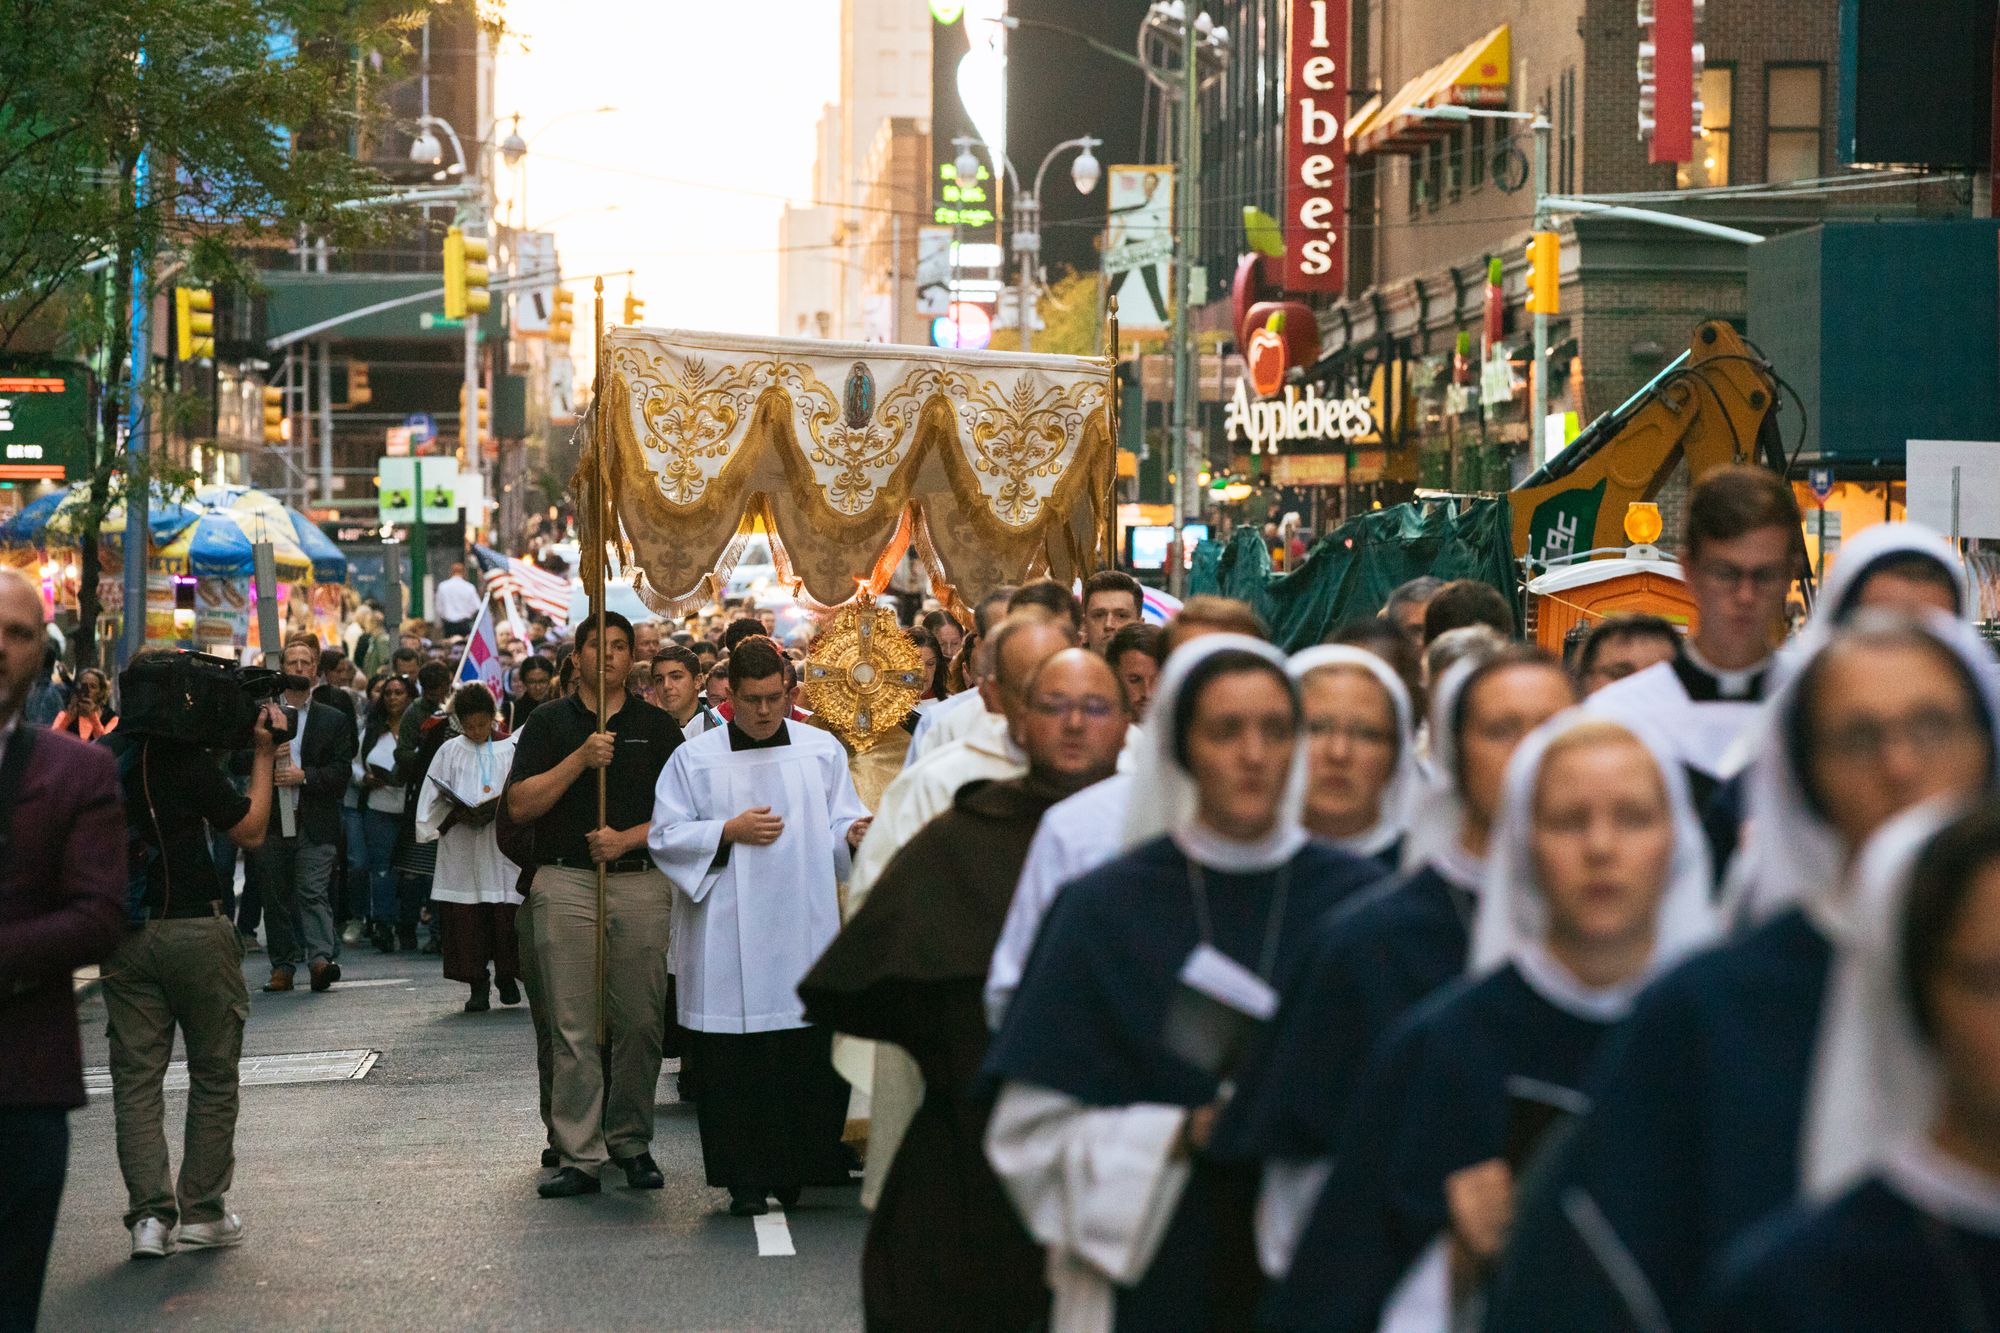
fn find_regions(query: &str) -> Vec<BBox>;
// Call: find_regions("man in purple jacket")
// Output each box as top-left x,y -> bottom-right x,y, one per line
0,568 -> 126,1330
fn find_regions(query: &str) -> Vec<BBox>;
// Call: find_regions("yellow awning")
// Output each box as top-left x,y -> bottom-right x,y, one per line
1353,24 -> 1511,157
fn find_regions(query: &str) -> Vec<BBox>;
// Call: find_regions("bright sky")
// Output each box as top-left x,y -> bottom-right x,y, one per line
493,0 -> 841,387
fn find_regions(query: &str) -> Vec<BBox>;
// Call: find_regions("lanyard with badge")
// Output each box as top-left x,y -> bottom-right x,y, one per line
1162,859 -> 1290,1092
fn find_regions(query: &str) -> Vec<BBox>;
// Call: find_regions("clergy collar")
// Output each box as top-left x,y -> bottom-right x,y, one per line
1675,642 -> 1771,702
1884,1138 -> 2000,1239
727,719 -> 790,750
1171,817 -> 1308,874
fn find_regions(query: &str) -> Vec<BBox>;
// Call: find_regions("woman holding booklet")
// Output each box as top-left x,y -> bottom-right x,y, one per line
415,683 -> 523,1013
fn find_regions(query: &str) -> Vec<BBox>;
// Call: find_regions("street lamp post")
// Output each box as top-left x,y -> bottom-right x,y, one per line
411,115 -> 483,545
1011,137 -> 1103,352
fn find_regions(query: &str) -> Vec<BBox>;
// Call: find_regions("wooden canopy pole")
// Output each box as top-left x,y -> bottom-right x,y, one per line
592,278 -> 609,1048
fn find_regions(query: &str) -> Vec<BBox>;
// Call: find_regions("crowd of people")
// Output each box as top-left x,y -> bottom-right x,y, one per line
5,461 -> 2000,1331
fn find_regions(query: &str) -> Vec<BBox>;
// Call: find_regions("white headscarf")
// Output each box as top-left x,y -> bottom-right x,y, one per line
1766,521 -> 1972,698
1399,654 -> 1489,882
1472,710 -> 1718,1021
1728,610 -> 2000,928
1120,632 -> 1308,873
1287,645 -> 1419,860
1800,800 -> 1964,1202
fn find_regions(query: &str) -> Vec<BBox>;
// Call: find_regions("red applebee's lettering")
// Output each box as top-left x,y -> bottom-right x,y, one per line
1286,0 -> 1348,291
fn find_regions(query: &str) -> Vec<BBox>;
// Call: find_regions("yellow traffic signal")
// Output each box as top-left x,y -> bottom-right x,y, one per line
623,291 -> 644,325
550,286 -> 576,342
175,287 -> 214,360
442,226 -> 491,320
460,382 -> 490,448
1525,231 -> 1561,316
262,384 -> 288,445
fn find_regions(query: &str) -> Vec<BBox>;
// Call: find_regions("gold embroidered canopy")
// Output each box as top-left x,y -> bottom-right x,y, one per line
582,327 -> 1118,615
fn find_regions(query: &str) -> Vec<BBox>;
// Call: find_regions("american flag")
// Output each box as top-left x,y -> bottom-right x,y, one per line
471,544 -> 571,625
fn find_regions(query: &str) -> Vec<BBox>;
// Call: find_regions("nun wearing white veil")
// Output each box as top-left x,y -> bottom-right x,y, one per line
1264,712 -> 1717,1333
982,635 -> 1383,1333
1224,647 -> 1577,1274
1488,609 -> 2000,1333
1703,799 -> 2000,1330
1289,645 -> 1422,872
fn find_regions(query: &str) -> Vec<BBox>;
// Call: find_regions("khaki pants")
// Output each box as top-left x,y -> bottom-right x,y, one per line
514,898 -> 555,1148
100,912 -> 249,1229
527,866 -> 671,1172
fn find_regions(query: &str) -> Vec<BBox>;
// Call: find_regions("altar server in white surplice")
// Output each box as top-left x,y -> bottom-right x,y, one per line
648,636 -> 873,1217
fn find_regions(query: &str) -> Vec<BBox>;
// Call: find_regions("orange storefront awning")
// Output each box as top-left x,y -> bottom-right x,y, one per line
1350,24 -> 1511,158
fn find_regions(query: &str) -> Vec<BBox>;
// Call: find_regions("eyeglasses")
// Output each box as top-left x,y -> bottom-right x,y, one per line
1028,694 -> 1121,722
1692,558 -> 1792,593
1305,718 -> 1396,748
1818,708 -> 1982,763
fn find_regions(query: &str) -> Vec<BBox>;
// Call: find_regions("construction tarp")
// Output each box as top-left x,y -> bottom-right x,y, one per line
586,327 -> 1116,615
1191,496 -> 1518,651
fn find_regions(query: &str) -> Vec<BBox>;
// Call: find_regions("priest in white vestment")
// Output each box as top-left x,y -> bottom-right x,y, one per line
649,638 -> 872,1217
414,683 -> 522,1014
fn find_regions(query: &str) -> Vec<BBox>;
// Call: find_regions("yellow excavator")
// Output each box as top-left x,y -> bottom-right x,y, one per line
1510,320 -> 1785,565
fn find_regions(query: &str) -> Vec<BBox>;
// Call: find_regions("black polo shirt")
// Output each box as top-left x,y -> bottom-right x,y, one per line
105,734 -> 253,917
509,691 -> 681,865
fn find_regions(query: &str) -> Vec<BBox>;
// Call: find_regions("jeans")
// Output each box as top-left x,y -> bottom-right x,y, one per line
249,835 -> 340,972
101,914 -> 248,1230
0,1106 -> 67,1333
355,806 -> 410,925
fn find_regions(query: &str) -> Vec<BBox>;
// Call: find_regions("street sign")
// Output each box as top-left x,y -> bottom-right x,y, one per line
404,412 -> 436,446
419,312 -> 467,331
384,426 -> 412,457
378,456 -> 460,525
1807,466 -> 1835,501
513,232 -> 557,335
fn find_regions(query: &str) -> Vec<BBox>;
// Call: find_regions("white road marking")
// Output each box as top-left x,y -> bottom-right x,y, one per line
754,1207 -> 795,1257
83,1048 -> 378,1096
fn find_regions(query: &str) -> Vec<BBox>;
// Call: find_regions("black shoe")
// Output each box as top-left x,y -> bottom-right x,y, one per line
538,1167 -> 600,1199
728,1190 -> 769,1217
540,1148 -> 561,1169
613,1152 -> 664,1189
496,976 -> 521,1006
396,927 -> 418,951
371,923 -> 395,953
464,987 -> 490,1013
774,1185 -> 801,1210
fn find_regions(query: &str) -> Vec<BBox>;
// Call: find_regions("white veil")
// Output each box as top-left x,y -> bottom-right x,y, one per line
1118,633 -> 1308,870
1471,710 -> 1719,1019
1398,655 -> 1484,877
1286,644 -> 1420,860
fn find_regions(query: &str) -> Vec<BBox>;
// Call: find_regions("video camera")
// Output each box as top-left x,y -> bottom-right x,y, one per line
118,650 -> 287,750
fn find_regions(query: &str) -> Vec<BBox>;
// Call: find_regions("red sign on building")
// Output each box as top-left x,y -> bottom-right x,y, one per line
1284,0 -> 1348,293
1646,0 -> 1695,164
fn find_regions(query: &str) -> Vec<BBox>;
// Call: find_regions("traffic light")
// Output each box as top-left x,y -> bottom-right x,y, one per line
1524,231 -> 1561,316
261,384 -> 288,444
549,286 -> 576,343
623,290 -> 645,325
442,225 -> 491,320
460,382 -> 490,448
174,286 -> 214,360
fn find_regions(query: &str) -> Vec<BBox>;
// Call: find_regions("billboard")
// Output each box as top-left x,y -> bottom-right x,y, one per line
1285,0 -> 1347,291
1104,166 -> 1173,331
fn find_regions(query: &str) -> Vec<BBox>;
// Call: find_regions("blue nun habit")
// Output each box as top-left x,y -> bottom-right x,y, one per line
1485,612 -> 2000,1333
983,637 -> 1382,1332
1264,714 -> 1717,1333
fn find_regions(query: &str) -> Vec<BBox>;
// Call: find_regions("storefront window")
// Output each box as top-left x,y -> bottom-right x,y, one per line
1766,64 -> 1823,183
1678,65 -> 1733,189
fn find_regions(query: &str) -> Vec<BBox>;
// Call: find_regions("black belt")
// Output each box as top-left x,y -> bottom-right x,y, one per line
150,900 -> 229,922
540,856 -> 654,874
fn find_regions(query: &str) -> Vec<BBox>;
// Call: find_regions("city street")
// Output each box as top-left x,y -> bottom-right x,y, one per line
42,951 -> 867,1332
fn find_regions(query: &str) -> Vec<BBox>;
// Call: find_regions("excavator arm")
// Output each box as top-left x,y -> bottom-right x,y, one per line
1511,320 -> 1782,565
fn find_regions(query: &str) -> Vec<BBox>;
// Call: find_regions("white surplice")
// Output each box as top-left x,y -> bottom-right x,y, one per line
648,723 -> 867,1033
414,734 -> 521,905
900,686 -> 984,769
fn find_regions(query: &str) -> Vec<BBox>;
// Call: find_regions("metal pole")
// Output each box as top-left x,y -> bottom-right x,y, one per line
1168,17 -> 1200,595
890,211 -> 901,343
120,150 -> 150,667
1015,192 -> 1036,352
1530,110 -> 1552,470
591,277 -> 609,1049
410,457 -> 427,620
317,337 -> 333,505
252,541 -> 280,660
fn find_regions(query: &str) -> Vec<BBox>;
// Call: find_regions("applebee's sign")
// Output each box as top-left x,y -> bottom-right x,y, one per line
1225,379 -> 1376,453
1285,0 -> 1349,291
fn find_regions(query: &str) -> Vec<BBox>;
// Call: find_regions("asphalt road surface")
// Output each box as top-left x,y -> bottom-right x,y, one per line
43,943 -> 867,1331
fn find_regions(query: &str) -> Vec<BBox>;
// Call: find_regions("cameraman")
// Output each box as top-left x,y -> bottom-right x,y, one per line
101,653 -> 280,1259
